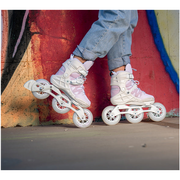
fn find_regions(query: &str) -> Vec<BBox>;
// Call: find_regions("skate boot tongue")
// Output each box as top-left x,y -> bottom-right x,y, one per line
125,64 -> 133,73
72,55 -> 94,71
70,59 -> 93,78
110,63 -> 133,76
83,61 -> 94,70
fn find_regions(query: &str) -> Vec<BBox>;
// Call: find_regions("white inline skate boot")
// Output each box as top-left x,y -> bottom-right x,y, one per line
102,64 -> 166,125
24,55 -> 94,128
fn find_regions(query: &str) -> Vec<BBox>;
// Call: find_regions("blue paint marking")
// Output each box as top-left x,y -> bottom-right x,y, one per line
146,10 -> 179,93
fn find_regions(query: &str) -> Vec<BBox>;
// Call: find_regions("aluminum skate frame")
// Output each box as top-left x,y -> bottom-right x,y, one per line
109,104 -> 161,118
24,80 -> 87,121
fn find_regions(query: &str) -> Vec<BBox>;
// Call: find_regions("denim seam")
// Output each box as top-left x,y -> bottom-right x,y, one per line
77,45 -> 98,61
108,56 -> 130,70
122,34 -> 125,54
108,56 -> 130,62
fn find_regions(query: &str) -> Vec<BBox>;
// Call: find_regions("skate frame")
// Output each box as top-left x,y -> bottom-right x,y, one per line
24,80 -> 87,121
109,104 -> 161,118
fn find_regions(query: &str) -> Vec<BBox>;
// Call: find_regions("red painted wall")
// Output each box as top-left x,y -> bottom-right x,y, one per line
29,10 -> 178,122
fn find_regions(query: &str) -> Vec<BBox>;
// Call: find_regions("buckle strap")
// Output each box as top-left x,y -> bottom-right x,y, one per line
63,60 -> 88,77
78,68 -> 88,77
128,73 -> 134,79
70,77 -> 85,85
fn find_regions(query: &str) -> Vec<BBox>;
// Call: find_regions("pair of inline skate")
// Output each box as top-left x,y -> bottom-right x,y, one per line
24,55 -> 166,128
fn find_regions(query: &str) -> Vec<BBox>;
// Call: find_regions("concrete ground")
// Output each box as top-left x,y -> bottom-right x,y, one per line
1,117 -> 179,170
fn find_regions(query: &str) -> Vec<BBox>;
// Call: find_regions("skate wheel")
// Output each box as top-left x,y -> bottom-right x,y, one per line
52,94 -> 70,114
148,103 -> 166,122
32,79 -> 50,99
125,106 -> 144,123
73,109 -> 93,128
102,106 -> 121,126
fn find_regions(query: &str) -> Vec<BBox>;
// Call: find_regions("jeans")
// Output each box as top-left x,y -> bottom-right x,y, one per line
73,10 -> 138,71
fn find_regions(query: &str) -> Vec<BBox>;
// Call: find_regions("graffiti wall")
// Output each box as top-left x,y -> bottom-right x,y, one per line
1,10 -> 179,128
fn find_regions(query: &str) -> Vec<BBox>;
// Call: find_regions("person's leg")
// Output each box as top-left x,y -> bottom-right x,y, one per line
109,11 -> 154,106
51,10 -> 133,107
74,10 -> 138,70
107,10 -> 138,71
73,10 -> 133,61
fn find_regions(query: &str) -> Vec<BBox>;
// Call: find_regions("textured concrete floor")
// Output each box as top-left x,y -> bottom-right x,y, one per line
1,117 -> 179,170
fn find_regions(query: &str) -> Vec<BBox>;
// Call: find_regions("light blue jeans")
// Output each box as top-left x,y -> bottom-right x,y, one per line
73,10 -> 138,71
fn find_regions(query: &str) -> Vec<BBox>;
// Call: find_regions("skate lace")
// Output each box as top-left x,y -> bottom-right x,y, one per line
129,68 -> 145,95
132,68 -> 141,90
133,80 -> 139,85
76,75 -> 86,94
80,75 -> 87,81
132,80 -> 145,94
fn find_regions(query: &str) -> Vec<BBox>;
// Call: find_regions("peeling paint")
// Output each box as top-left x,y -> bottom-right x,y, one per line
166,109 -> 179,117
1,10 -> 179,128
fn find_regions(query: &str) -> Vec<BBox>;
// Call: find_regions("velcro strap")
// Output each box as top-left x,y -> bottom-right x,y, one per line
78,68 -> 88,77
128,73 -> 134,79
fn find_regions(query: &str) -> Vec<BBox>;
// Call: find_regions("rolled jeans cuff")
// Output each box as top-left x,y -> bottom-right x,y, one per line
73,45 -> 97,61
108,56 -> 130,71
